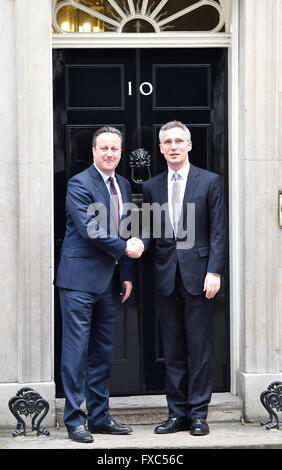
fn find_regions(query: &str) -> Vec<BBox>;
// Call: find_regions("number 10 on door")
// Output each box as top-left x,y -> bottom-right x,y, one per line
128,81 -> 153,96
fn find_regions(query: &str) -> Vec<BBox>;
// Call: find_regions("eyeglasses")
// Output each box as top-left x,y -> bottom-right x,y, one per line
161,138 -> 189,147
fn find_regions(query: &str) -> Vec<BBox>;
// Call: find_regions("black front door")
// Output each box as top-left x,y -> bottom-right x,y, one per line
53,48 -> 229,397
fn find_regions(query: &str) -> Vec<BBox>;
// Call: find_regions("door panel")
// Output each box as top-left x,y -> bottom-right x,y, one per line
53,48 -> 229,397
66,65 -> 125,109
153,65 -> 212,109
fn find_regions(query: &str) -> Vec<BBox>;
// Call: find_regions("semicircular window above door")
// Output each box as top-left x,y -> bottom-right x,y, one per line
52,0 -> 229,34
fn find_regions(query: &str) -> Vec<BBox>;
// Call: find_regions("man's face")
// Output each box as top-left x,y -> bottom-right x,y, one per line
159,127 -> 192,170
92,132 -> 122,175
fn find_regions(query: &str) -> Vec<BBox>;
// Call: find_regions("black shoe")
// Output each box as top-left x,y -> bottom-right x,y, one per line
68,425 -> 94,443
154,417 -> 190,434
88,419 -> 132,435
190,418 -> 210,436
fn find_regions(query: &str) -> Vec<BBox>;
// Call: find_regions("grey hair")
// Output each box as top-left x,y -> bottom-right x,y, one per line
92,126 -> 123,147
159,121 -> 191,143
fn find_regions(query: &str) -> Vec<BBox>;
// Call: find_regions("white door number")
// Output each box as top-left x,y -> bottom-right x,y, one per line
128,81 -> 153,96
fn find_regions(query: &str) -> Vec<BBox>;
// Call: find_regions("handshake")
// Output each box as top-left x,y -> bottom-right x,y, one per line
125,237 -> 144,259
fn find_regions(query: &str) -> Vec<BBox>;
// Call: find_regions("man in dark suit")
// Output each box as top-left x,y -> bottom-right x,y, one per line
142,121 -> 227,436
56,127 -> 143,443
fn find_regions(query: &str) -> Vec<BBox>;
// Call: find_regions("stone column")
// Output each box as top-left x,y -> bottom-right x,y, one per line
279,0 -> 282,378
0,0 -> 55,428
237,0 -> 282,420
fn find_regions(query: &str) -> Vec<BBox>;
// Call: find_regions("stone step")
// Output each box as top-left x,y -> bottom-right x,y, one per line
56,393 -> 243,427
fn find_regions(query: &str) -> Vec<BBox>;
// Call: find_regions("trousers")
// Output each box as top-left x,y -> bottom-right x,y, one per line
157,265 -> 215,420
59,267 -> 120,431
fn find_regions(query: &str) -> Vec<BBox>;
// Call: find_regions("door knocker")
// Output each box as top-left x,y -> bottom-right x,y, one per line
129,148 -> 151,185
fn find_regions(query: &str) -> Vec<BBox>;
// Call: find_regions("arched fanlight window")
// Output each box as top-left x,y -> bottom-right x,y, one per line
52,0 -> 230,34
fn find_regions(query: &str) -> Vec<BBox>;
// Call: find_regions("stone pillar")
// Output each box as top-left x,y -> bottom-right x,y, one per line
0,0 -> 55,428
237,0 -> 282,420
0,0 -> 19,389
279,1 -> 282,377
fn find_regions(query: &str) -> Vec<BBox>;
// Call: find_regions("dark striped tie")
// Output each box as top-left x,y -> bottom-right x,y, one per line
108,176 -> 120,230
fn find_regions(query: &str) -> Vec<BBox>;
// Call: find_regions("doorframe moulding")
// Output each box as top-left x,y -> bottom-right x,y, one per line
52,32 -> 231,49
51,0 -> 240,395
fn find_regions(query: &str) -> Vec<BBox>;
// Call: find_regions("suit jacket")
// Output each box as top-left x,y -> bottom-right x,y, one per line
142,163 -> 227,296
56,164 -> 134,294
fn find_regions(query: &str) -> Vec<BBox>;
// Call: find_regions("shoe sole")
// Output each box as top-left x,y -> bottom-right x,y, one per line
68,435 -> 94,443
90,430 -> 132,435
190,430 -> 210,436
154,427 -> 190,434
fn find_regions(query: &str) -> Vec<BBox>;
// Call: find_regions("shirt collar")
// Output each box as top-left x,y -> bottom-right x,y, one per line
93,162 -> 115,183
168,161 -> 190,181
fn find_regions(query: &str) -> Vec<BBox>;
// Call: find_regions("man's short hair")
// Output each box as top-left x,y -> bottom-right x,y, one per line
159,121 -> 191,143
92,126 -> 123,147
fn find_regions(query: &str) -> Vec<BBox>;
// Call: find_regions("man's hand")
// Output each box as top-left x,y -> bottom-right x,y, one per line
203,273 -> 221,299
121,281 -> 133,303
125,237 -> 144,259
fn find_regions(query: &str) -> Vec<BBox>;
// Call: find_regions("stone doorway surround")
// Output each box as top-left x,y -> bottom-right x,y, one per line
236,0 -> 282,420
0,0 -> 282,428
0,0 -> 55,428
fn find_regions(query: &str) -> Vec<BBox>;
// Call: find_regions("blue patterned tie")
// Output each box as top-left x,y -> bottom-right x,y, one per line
108,176 -> 120,230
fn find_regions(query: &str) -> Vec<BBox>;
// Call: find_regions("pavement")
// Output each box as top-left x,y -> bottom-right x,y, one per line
1,393 -> 281,459
1,422 -> 282,451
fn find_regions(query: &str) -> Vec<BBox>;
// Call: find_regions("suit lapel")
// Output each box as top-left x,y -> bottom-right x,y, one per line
183,163 -> 199,203
181,163 -> 199,232
88,164 -> 111,211
87,163 -> 118,238
158,170 -> 169,205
